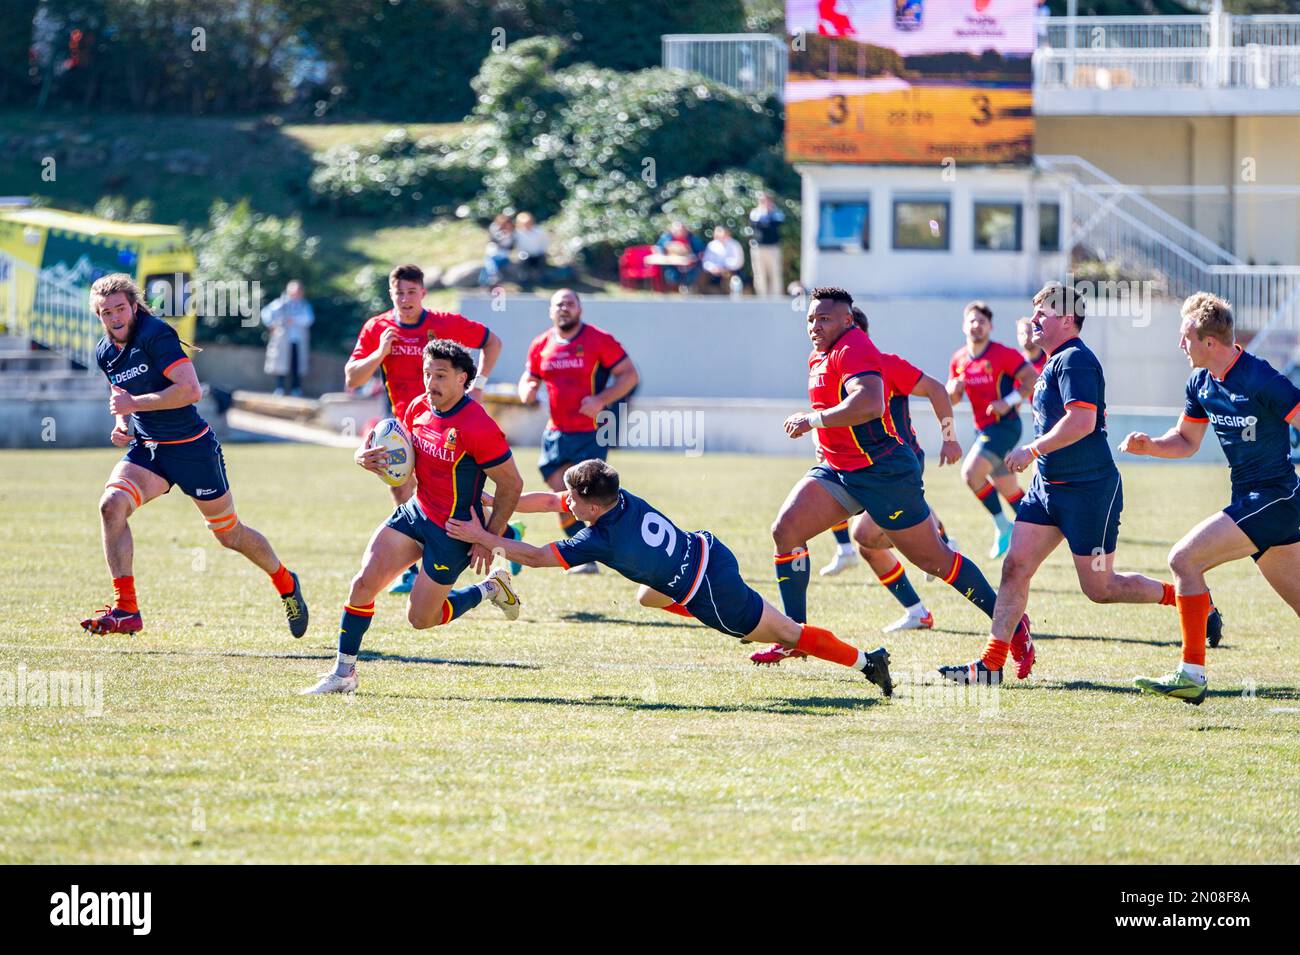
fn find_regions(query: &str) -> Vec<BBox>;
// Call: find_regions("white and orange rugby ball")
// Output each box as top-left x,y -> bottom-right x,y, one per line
367,417 -> 414,487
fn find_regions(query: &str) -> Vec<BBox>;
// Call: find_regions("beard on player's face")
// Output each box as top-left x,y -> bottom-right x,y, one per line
551,302 -> 581,331
96,298 -> 136,343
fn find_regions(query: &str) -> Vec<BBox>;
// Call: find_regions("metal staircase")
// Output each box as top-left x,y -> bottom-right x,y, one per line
1039,154 -> 1300,370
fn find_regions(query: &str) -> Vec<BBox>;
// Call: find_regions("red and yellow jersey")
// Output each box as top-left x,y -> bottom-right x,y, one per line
352,309 -> 490,420
879,350 -> 925,452
949,340 -> 1028,431
808,326 -> 900,471
402,393 -> 512,527
526,323 -> 628,433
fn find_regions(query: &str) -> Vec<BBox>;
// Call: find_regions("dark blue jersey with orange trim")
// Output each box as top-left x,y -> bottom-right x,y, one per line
550,490 -> 707,604
1031,336 -> 1114,482
402,393 -> 511,527
1183,347 -> 1300,493
95,310 -> 206,442
808,326 -> 899,471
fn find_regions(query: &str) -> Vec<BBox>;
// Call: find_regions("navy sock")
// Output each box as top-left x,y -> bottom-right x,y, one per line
878,561 -> 921,609
942,553 -> 997,618
975,484 -> 1003,518
441,584 -> 485,624
775,548 -> 810,623
339,602 -> 375,657
831,522 -> 850,546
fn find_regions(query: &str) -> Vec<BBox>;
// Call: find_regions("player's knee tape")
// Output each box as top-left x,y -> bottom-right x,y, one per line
105,478 -> 142,512
205,511 -> 239,535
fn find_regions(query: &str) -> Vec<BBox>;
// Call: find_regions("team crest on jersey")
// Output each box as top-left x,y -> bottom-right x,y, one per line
443,428 -> 458,452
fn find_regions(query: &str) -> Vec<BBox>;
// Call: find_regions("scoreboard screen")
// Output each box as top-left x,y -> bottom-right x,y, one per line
785,0 -> 1038,166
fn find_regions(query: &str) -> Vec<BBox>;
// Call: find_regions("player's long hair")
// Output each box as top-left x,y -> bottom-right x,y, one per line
90,273 -> 151,317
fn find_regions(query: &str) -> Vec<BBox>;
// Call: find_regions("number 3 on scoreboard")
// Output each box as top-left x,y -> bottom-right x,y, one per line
641,512 -> 677,555
828,94 -> 848,125
970,94 -> 992,126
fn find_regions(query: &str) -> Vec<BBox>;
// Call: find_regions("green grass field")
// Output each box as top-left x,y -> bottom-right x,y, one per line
2,444 -> 1297,863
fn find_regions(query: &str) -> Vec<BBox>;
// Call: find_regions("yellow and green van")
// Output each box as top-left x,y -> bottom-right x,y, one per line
0,205 -> 198,366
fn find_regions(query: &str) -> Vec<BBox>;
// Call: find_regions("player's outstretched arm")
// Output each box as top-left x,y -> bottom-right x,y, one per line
479,490 -> 567,513
913,373 -> 962,464
1120,416 -> 1206,459
445,513 -> 564,568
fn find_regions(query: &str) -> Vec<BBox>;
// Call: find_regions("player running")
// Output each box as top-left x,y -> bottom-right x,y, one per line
445,459 -> 895,697
518,288 -> 639,574
768,287 -> 1028,665
1122,293 -> 1297,705
753,305 -> 961,667
948,302 -> 1038,559
346,263 -> 504,594
302,339 -> 525,695
939,282 -> 1218,685
82,274 -> 307,637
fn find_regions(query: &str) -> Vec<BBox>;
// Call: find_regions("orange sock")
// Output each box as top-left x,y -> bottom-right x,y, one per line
1160,582 -> 1176,606
270,563 -> 295,596
981,637 -> 1010,670
112,576 -> 138,614
1176,592 -> 1211,667
662,603 -> 692,617
795,624 -> 861,668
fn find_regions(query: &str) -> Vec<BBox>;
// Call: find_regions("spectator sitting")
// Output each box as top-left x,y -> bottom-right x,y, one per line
261,279 -> 313,396
701,226 -> 745,293
655,220 -> 705,292
480,213 -> 514,285
512,211 -> 550,286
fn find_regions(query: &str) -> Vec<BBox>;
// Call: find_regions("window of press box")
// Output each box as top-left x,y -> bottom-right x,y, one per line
818,200 -> 870,251
1039,202 -> 1061,252
893,199 -> 949,251
974,202 -> 1023,252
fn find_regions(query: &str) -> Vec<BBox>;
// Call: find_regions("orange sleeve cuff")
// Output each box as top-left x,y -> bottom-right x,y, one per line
1181,414 -> 1208,424
1066,400 -> 1096,410
162,357 -> 192,377
1286,401 -> 1300,425
548,541 -> 570,569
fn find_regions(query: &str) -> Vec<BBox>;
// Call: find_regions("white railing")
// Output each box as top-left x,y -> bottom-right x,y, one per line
1042,16 -> 1212,50
1035,46 -> 1300,91
661,33 -> 787,99
1040,156 -> 1300,338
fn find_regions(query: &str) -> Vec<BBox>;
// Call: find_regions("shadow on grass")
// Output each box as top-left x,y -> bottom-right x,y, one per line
55,645 -> 539,670
438,693 -> 883,715
1057,680 -> 1299,701
558,610 -> 688,629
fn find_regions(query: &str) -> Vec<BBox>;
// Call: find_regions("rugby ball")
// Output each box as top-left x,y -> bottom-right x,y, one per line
367,417 -> 414,487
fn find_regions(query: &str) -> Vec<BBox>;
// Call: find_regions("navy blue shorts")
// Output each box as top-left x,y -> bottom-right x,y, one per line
976,416 -> 1022,459
538,427 -> 607,480
124,430 -> 228,501
911,445 -> 926,476
1017,470 -> 1123,557
683,532 -> 765,638
385,499 -> 473,585
1224,478 -> 1300,558
808,449 -> 931,532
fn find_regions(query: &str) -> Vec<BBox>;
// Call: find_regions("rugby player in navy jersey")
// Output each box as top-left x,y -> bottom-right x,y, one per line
82,274 -> 307,637
939,282 -> 1218,685
1122,293 -> 1299,705
446,459 -> 896,697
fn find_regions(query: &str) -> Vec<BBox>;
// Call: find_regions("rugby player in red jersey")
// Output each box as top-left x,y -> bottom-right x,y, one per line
347,263 -> 504,593
83,274 -> 307,638
519,288 -> 639,574
302,339 -> 524,694
948,302 -> 1038,559
765,288 -> 1030,667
